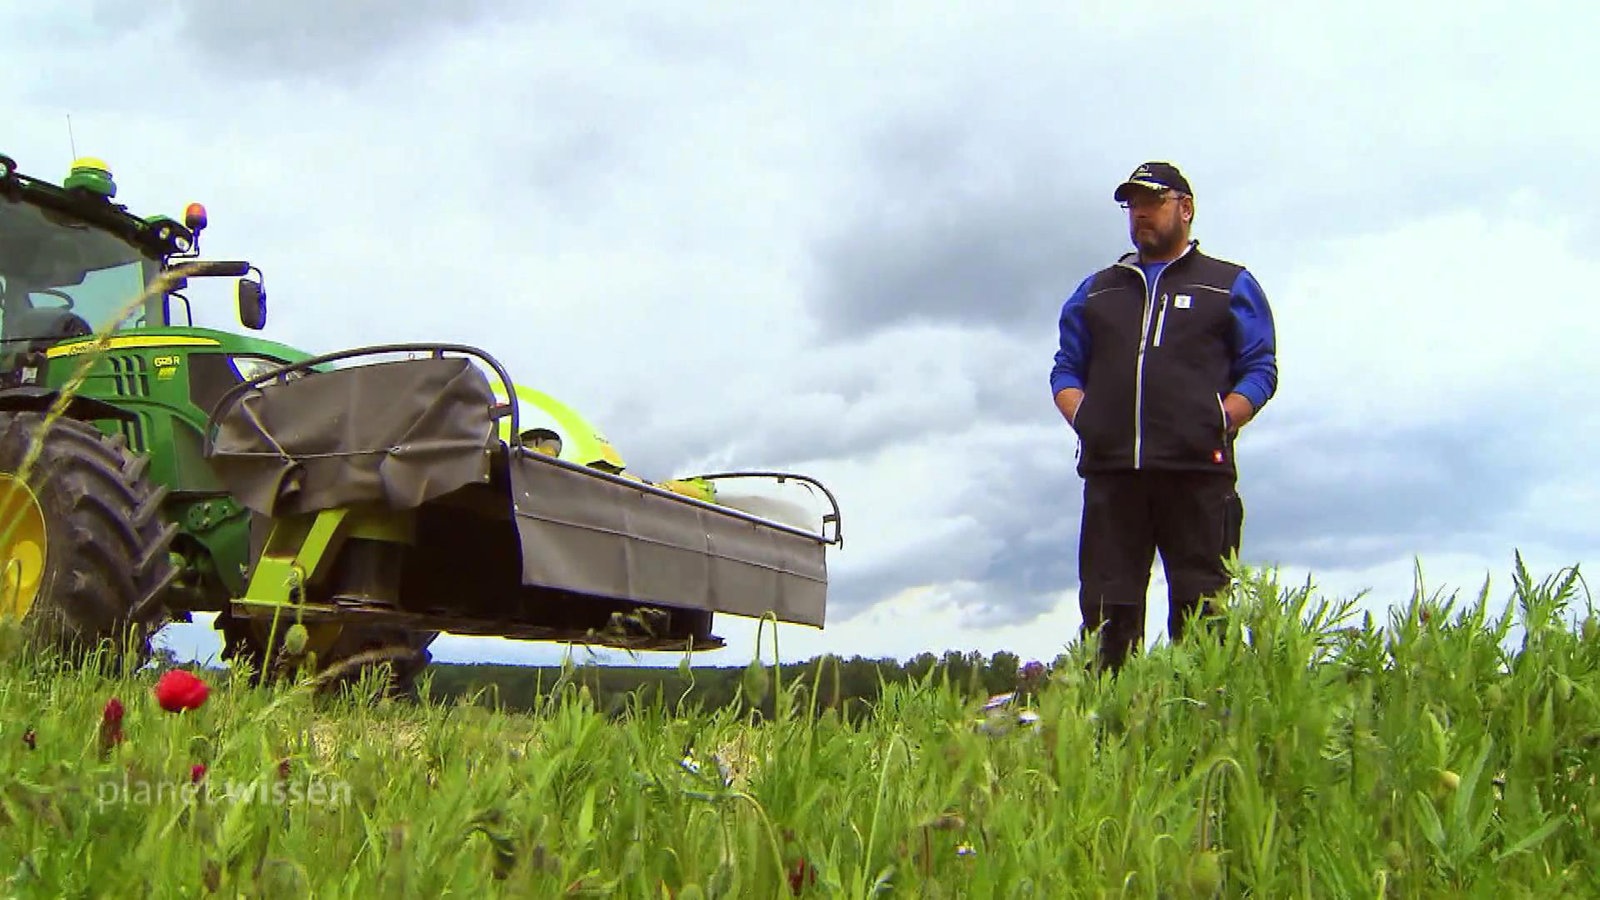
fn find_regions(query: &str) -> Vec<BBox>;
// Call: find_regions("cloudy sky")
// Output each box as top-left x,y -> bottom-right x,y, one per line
8,1 -> 1598,669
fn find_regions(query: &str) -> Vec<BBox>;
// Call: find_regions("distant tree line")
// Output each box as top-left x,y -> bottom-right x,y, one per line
416,650 -> 1056,722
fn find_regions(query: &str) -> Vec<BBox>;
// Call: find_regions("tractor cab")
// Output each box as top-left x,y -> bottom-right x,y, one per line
0,178 -> 160,372
0,155 -> 265,384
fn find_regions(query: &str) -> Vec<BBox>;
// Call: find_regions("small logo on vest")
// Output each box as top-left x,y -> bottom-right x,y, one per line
1174,294 -> 1192,309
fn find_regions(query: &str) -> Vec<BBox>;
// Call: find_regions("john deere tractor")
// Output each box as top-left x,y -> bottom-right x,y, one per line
0,152 -> 842,695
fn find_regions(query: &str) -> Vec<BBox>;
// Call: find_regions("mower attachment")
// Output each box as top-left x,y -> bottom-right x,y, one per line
505,448 -> 832,627
202,344 -> 840,649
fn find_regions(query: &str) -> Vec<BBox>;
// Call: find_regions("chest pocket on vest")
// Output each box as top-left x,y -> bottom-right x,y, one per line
1153,286 -> 1227,349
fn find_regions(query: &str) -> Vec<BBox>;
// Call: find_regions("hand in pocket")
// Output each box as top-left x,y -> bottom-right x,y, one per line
1071,393 -> 1092,436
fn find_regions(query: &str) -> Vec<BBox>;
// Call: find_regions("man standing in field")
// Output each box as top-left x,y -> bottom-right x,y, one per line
1049,161 -> 1278,672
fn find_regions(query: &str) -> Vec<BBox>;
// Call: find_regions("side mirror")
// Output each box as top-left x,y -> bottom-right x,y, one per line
237,278 -> 266,330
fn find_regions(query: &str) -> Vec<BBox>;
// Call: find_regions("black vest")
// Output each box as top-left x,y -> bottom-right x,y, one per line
1072,242 -> 1245,476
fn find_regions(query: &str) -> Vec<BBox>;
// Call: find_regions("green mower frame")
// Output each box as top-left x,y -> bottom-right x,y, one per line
0,152 -> 842,695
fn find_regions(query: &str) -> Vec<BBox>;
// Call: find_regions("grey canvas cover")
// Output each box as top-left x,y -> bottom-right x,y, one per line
508,452 -> 829,627
206,356 -> 497,517
207,354 -> 830,628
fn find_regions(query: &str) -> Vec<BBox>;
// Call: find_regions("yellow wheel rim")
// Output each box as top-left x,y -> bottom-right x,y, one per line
0,473 -> 47,621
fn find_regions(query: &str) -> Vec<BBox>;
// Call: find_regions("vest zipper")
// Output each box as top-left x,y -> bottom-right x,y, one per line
1132,269 -> 1163,470
1153,294 -> 1170,348
1121,243 -> 1193,470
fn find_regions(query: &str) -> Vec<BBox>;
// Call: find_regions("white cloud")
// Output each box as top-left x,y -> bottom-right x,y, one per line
15,2 -> 1600,671
1264,199 -> 1600,430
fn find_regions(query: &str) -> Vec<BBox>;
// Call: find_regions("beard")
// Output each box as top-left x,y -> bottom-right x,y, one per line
1132,220 -> 1183,256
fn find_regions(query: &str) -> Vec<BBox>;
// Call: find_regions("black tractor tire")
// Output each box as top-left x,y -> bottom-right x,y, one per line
0,411 -> 178,667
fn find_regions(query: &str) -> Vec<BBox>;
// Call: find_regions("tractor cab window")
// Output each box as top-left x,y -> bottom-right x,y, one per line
0,194 -> 163,343
15,260 -> 153,332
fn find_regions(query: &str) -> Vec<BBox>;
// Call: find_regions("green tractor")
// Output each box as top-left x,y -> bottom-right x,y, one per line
0,152 -> 842,695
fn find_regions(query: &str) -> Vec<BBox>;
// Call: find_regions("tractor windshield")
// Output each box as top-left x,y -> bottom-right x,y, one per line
0,193 -> 162,341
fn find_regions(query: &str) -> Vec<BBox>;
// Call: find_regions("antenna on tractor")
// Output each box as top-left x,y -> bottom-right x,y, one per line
67,114 -> 78,159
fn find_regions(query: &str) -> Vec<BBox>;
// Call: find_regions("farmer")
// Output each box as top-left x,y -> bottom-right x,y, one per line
1049,161 -> 1278,672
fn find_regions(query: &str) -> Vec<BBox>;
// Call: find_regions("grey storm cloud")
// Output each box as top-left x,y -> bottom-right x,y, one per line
968,467 -> 1080,598
805,121 -> 1119,342
1236,413 -> 1576,574
1263,422 -> 1540,570
600,322 -> 1061,481
878,402 -> 1575,631
158,0 -> 518,78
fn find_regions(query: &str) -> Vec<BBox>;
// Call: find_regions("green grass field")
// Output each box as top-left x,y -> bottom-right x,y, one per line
2,558 -> 1596,898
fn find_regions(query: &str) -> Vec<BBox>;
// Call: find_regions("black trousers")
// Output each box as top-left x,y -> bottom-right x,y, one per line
1077,469 -> 1243,672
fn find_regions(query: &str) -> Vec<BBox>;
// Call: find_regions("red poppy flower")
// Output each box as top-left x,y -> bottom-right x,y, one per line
154,670 -> 209,712
98,697 -> 125,758
190,764 -> 207,783
787,857 -> 817,894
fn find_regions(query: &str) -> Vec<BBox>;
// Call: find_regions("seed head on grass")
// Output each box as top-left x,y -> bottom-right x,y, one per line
741,658 -> 770,706
282,623 -> 310,656
1186,849 -> 1224,896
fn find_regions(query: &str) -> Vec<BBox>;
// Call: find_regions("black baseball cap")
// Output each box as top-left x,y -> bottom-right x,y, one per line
1113,161 -> 1192,201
